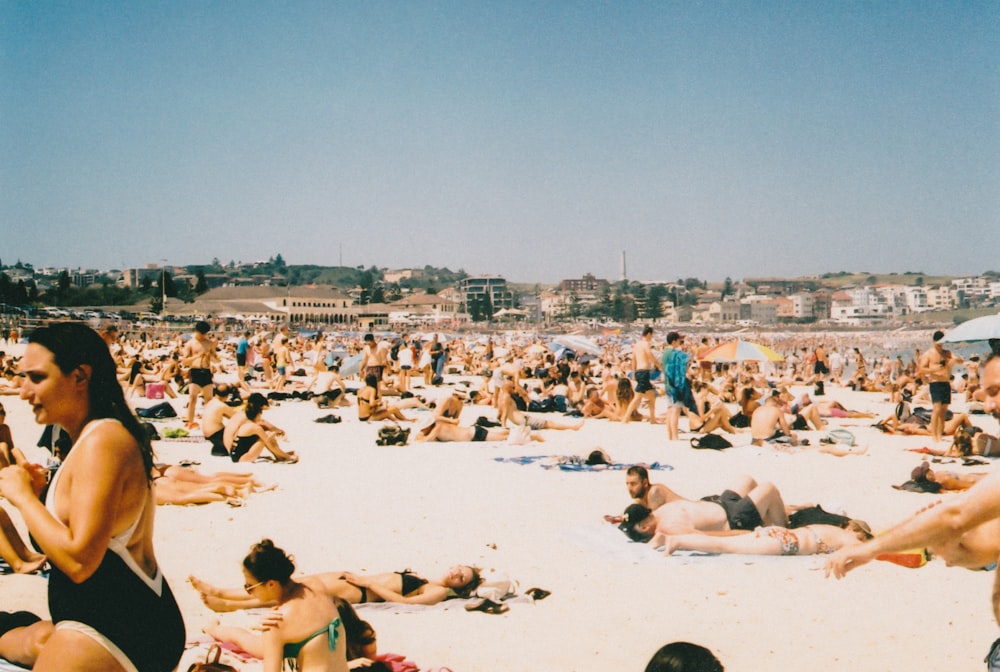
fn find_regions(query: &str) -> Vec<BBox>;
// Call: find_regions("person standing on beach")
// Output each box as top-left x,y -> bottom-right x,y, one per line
628,326 -> 660,424
917,330 -> 962,443
181,320 -> 218,430
826,354 -> 1000,660
661,331 -> 691,440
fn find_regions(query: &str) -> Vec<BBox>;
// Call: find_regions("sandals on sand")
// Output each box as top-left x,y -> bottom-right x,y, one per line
465,599 -> 509,615
526,588 -> 551,601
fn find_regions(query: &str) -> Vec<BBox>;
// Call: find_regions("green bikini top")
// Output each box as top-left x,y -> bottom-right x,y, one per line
282,617 -> 341,660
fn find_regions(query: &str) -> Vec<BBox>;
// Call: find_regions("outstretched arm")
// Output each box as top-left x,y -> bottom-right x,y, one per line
826,474 -> 1000,579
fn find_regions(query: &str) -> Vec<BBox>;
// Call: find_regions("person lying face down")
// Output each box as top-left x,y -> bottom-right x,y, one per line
618,478 -> 790,544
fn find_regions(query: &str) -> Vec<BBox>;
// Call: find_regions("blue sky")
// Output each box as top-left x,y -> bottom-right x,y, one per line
2,1 -> 997,283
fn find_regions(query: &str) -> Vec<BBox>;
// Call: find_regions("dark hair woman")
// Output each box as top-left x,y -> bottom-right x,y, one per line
0,323 -> 185,671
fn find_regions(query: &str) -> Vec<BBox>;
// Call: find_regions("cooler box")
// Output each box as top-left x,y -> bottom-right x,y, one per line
146,383 -> 165,399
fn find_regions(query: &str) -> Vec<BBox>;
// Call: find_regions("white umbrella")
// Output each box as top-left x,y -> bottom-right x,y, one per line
340,353 -> 365,378
552,335 -> 602,356
941,314 -> 1000,343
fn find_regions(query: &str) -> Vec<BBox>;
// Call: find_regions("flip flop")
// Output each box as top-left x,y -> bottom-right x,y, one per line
465,599 -> 509,615
526,588 -> 551,601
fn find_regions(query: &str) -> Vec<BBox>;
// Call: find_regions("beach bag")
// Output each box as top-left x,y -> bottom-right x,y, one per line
376,424 -> 410,446
824,429 -> 856,447
690,433 -> 733,450
186,645 -> 237,672
136,402 -> 177,419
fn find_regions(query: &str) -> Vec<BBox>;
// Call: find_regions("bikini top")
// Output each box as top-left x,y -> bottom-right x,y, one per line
282,617 -> 341,660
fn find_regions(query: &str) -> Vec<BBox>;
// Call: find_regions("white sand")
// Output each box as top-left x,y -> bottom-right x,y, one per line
2,347 -> 998,671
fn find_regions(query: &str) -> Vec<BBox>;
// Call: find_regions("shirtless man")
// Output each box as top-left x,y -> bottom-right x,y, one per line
826,354 -> 1000,631
360,333 -> 389,383
750,394 -> 798,446
917,330 -> 963,442
496,380 -> 583,431
414,419 -> 515,443
201,384 -> 239,457
181,320 -> 218,429
626,465 -> 686,509
618,477 -> 789,544
629,326 -> 660,424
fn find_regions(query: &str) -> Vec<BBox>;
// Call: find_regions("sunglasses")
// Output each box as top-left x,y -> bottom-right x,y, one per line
244,580 -> 265,593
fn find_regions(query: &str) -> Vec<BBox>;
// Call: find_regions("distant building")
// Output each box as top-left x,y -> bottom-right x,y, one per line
560,273 -> 609,294
456,276 -> 513,314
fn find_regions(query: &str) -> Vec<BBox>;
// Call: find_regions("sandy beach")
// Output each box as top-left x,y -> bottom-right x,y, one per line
2,337 -> 998,671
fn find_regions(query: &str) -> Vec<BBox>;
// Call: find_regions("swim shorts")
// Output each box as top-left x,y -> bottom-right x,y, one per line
702,489 -> 764,531
634,369 -> 654,394
929,381 -> 951,405
189,368 -> 213,388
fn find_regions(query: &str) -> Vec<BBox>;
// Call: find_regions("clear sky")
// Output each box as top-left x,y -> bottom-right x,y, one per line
2,1 -> 997,283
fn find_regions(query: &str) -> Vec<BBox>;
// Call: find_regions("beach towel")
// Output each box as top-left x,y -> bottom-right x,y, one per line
493,456 -> 673,472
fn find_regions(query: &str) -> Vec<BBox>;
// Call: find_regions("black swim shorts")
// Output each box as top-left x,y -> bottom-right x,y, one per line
702,489 -> 764,531
634,369 -> 654,394
929,381 -> 951,405
189,367 -> 213,388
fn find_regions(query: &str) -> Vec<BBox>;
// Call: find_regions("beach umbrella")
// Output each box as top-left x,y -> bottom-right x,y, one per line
340,353 -> 365,378
699,339 -> 784,363
552,335 -> 602,356
941,313 -> 1000,343
526,343 -> 548,355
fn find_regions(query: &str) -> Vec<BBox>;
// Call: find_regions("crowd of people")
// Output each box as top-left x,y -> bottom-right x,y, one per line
0,319 -> 998,670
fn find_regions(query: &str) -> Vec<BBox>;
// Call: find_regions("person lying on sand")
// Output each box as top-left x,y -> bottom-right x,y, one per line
875,401 -> 972,438
414,418 -> 540,443
618,478 -> 791,544
894,461 -> 988,494
152,463 -> 275,506
191,564 -> 483,612
662,521 -> 873,557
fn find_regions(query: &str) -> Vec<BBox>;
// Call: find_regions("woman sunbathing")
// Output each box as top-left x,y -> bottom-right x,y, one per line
662,521 -> 873,557
151,464 -> 275,506
190,564 -> 483,612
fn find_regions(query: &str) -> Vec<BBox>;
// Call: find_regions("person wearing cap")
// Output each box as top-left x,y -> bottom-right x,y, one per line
917,330 -> 963,443
618,478 -> 790,544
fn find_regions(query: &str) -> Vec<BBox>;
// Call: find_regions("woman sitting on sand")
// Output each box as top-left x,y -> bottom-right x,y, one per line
191,563 -> 483,612
224,394 -> 298,463
357,374 -> 412,423
613,377 -> 642,422
662,521 -> 873,557
202,539 -> 350,672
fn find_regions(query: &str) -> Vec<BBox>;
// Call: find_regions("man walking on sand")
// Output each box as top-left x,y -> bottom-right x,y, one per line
918,330 -> 962,443
628,326 -> 660,424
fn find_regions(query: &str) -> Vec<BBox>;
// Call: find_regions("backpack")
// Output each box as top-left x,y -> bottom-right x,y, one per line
690,433 -> 733,450
376,424 -> 411,446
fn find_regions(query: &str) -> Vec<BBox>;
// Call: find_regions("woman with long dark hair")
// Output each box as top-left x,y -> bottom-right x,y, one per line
0,323 -> 185,671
